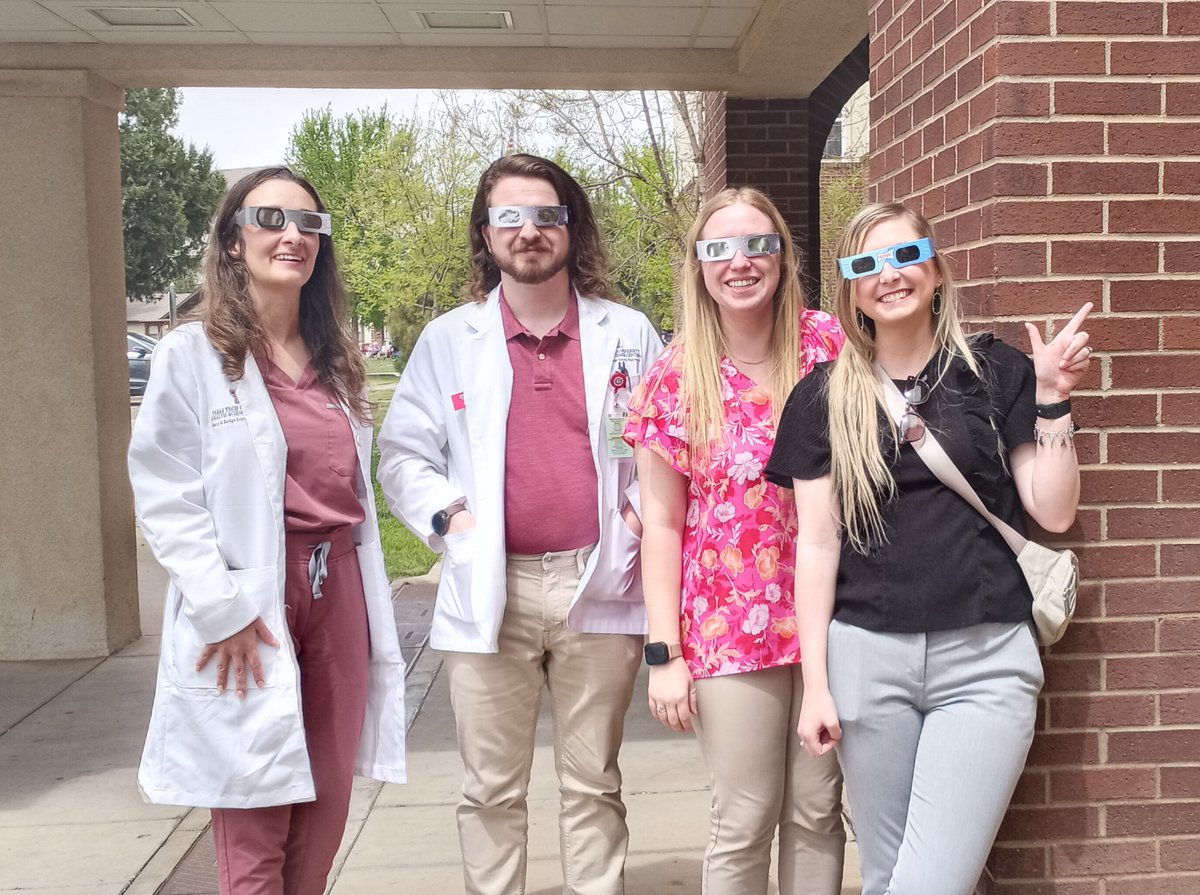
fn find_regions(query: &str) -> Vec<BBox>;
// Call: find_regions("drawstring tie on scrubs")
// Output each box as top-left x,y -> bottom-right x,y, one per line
308,540 -> 331,599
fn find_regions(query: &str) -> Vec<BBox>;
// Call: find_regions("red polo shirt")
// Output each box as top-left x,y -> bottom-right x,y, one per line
500,291 -> 599,554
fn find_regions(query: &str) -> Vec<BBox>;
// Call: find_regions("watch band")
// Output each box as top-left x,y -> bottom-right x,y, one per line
1035,399 -> 1072,420
432,505 -> 466,537
644,641 -> 683,666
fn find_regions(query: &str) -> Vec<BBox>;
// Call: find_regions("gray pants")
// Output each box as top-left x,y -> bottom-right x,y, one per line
827,620 -> 1044,895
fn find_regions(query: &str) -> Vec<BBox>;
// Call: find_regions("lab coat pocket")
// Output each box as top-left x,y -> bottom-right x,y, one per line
607,508 -> 643,601
440,529 -> 477,624
168,566 -> 282,691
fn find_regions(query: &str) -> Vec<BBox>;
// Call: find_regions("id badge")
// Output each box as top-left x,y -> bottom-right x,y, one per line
607,413 -> 633,458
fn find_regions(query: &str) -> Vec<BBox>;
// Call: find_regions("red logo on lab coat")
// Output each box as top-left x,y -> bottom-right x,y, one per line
451,392 -> 466,411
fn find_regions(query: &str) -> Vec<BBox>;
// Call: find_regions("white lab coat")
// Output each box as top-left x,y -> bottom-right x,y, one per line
376,287 -> 664,653
129,322 -> 407,809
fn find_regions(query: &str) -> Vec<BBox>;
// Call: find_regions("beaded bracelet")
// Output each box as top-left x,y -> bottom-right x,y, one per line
1034,422 -> 1077,447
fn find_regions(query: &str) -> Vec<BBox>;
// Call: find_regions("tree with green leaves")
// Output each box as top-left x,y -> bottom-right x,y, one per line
119,88 -> 225,300
287,107 -> 407,327
289,101 -> 489,361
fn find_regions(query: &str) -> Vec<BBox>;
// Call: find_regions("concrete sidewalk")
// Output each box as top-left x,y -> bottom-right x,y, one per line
0,536 -> 861,894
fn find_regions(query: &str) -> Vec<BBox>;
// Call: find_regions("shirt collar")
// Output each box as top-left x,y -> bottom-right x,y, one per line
499,286 -> 580,342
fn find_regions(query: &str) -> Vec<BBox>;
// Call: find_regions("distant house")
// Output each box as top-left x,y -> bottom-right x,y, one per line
127,291 -> 201,339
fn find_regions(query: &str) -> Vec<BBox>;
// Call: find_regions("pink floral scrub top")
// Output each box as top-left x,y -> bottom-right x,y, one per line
623,310 -> 844,679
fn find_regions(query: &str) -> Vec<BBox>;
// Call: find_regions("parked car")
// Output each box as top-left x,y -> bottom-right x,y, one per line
127,332 -> 157,397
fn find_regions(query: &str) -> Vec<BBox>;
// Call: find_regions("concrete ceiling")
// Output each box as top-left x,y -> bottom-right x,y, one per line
0,0 -> 867,96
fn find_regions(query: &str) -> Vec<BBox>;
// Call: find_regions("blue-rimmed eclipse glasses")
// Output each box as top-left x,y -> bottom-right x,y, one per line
695,233 -> 781,262
487,205 -> 569,228
838,237 -> 934,279
234,206 -> 332,235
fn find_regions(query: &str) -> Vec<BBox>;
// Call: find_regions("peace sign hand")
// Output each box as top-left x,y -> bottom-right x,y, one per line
1025,302 -> 1093,404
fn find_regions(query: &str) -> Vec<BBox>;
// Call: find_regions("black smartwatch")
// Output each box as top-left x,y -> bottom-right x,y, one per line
431,506 -> 466,537
644,641 -> 683,666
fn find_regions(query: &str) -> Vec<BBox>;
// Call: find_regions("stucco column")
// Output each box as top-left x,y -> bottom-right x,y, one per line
0,70 -> 138,659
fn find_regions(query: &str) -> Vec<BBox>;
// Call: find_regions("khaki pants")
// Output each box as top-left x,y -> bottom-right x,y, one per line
693,665 -> 846,895
443,548 -> 642,895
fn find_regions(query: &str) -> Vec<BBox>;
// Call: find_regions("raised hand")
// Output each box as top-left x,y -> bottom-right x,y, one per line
1025,302 -> 1093,404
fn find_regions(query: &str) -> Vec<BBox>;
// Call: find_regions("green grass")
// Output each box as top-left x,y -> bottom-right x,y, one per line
363,356 -> 400,377
369,378 -> 438,580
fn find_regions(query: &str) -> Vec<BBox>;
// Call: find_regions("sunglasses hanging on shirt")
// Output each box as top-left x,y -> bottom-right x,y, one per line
897,375 -> 931,445
487,205 -> 570,228
694,233 -> 781,262
838,237 -> 935,279
234,206 -> 332,235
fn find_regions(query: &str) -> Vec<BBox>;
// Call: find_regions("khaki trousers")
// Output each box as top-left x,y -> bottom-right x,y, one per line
443,548 -> 642,895
693,665 -> 846,895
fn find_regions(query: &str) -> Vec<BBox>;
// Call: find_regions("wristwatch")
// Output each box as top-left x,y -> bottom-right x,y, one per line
644,641 -> 683,666
431,506 -> 466,537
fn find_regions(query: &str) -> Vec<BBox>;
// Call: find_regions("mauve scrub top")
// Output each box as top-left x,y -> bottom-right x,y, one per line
261,358 -> 365,533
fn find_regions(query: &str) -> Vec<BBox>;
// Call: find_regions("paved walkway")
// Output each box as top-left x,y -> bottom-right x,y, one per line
0,535 -> 861,894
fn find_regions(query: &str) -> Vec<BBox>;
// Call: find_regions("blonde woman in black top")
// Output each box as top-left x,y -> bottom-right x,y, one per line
765,202 -> 1091,895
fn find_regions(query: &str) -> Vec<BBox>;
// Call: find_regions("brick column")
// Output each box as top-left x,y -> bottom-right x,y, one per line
723,97 -> 813,283
870,1 -> 1200,890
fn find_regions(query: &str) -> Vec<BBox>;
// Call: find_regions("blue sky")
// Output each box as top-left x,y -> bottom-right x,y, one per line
173,87 -> 442,170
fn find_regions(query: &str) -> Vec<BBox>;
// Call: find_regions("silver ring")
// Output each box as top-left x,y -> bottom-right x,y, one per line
656,705 -> 667,714
1083,346 -> 1092,357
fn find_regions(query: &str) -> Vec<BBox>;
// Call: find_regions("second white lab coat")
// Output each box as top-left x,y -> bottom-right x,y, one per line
377,287 -> 664,653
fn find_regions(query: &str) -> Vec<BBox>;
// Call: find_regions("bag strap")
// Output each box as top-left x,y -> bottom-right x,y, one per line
873,364 -> 1028,557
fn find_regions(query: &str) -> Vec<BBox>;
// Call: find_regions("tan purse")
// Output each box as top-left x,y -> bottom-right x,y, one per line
875,367 -> 1078,646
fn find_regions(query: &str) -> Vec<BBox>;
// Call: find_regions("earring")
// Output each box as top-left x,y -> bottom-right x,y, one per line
855,309 -> 868,330
931,288 -> 943,316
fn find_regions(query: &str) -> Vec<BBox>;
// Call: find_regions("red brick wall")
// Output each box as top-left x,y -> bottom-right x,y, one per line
723,97 -> 813,271
870,1 -> 1200,890
700,90 -> 728,197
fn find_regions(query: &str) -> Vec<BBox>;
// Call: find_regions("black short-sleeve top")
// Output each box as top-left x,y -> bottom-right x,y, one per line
764,336 -> 1038,633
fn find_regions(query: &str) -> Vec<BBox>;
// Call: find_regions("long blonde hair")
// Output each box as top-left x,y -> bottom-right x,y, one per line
660,187 -> 807,460
828,202 -> 979,552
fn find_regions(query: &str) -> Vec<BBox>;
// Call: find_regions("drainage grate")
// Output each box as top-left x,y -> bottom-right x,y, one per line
155,832 -> 218,895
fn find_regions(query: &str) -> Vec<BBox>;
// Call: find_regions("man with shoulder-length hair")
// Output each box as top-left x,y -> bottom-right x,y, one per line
378,153 -> 663,895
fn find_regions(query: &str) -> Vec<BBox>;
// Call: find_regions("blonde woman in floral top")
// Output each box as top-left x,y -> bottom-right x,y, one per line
624,187 -> 846,895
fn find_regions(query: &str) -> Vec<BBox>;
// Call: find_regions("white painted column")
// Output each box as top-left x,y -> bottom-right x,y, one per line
0,70 -> 139,658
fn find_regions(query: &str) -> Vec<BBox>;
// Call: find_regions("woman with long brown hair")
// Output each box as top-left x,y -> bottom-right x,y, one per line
129,167 -> 407,894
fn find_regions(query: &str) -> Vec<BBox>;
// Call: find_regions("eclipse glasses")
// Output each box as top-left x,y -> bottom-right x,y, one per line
234,206 -> 332,235
488,205 -> 569,228
694,233 -> 781,262
838,237 -> 934,279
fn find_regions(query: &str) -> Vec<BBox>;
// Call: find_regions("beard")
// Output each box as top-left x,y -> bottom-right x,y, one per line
494,243 -> 569,285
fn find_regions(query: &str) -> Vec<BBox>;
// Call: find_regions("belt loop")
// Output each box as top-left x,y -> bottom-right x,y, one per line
576,545 -> 587,576
308,540 -> 331,599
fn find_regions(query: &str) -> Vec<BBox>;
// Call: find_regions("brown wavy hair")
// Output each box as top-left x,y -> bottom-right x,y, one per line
198,166 -> 369,423
465,153 -> 620,303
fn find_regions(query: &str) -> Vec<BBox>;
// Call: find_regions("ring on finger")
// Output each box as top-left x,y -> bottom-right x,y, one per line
656,705 -> 667,714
